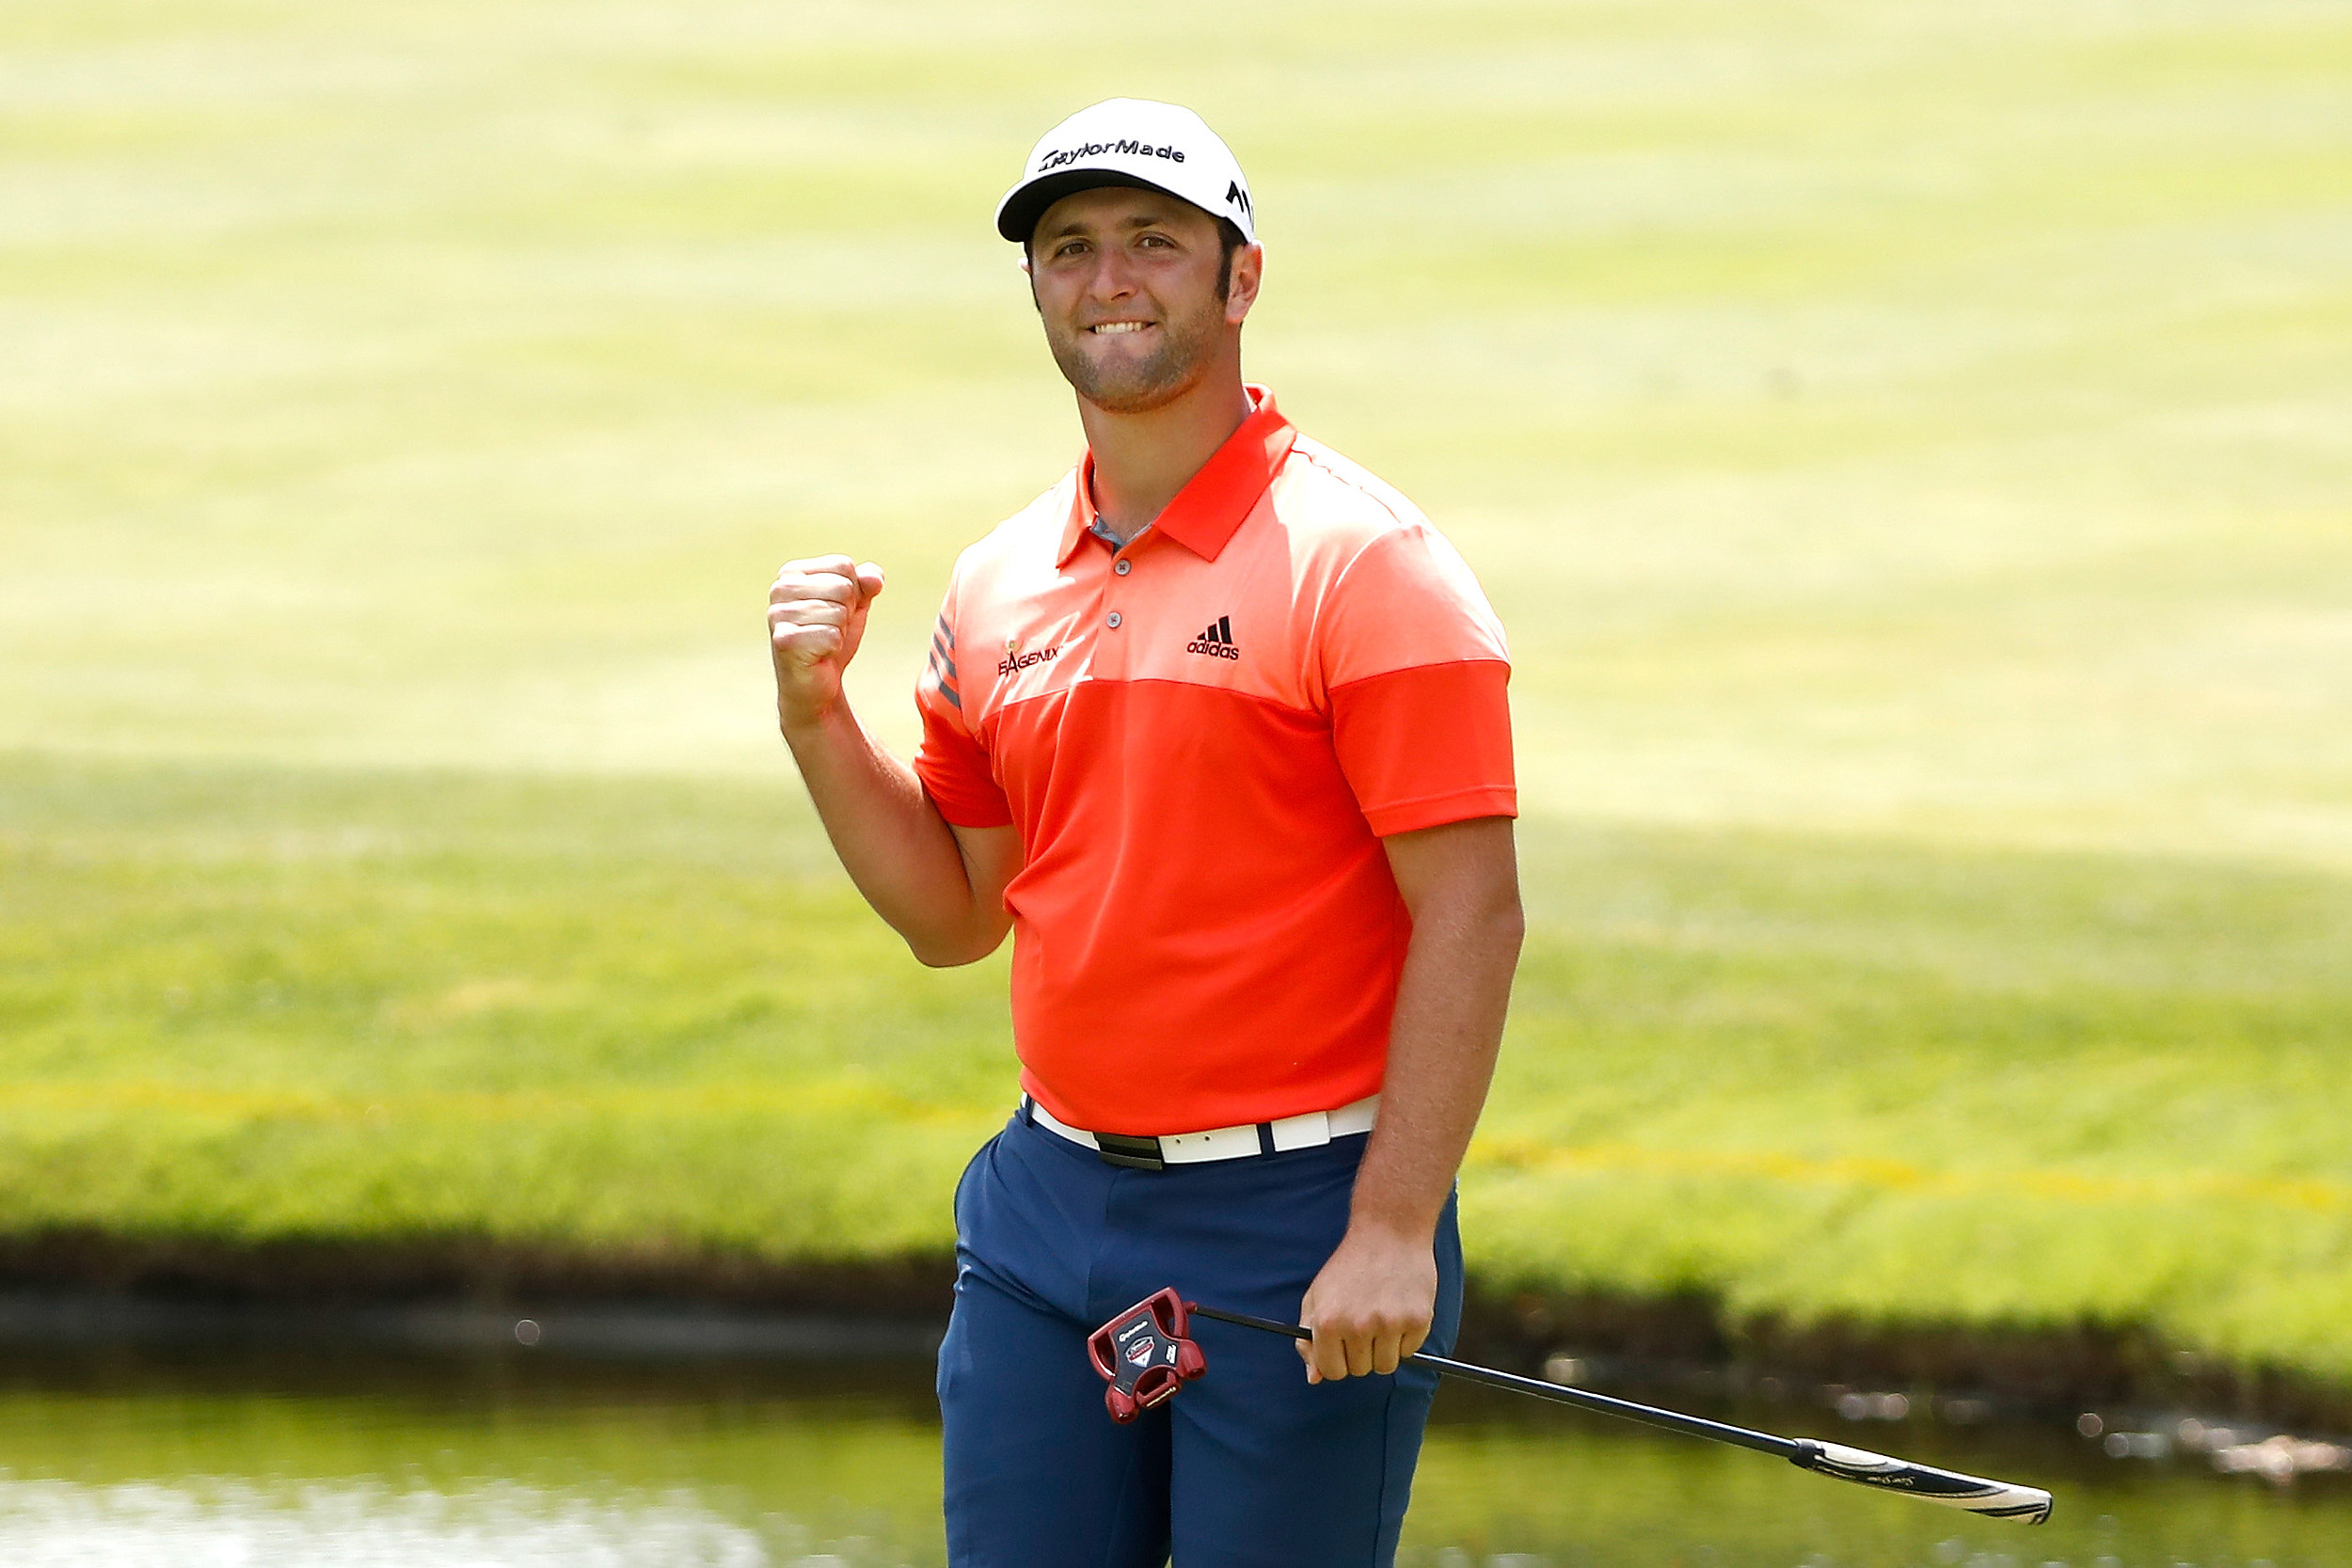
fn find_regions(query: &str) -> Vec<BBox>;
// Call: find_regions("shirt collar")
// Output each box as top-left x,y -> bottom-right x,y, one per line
1057,386 -> 1296,567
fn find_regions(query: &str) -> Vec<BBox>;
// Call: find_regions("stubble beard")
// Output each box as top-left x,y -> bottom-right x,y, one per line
1047,301 -> 1223,416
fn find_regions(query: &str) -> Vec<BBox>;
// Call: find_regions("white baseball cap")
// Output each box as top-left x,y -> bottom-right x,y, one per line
994,98 -> 1256,246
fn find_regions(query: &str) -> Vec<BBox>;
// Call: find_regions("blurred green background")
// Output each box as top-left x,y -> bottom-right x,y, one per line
4,0 -> 2349,1382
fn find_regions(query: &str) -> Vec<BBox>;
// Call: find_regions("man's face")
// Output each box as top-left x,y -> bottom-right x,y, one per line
1027,187 -> 1256,415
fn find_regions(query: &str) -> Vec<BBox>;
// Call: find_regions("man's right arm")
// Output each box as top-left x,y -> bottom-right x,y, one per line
769,555 -> 1021,967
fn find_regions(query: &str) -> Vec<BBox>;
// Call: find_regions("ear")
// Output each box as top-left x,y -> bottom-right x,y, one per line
1224,243 -> 1264,326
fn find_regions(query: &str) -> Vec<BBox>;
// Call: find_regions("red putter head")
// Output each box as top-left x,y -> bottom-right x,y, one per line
1087,1289 -> 1208,1423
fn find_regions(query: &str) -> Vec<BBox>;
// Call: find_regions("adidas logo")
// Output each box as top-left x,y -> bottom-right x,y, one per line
1185,615 -> 1240,660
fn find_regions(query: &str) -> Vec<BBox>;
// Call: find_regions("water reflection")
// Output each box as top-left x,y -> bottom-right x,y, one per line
0,1346 -> 2344,1566
0,1479 -> 774,1566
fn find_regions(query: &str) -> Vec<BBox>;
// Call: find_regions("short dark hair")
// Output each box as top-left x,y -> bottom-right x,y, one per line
1024,214 -> 1252,301
1210,217 -> 1248,301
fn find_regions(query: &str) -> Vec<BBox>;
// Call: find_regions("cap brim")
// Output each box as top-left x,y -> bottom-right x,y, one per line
994,168 -> 1194,244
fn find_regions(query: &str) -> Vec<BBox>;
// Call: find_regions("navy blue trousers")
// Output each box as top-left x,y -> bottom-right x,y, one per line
937,1107 -> 1463,1568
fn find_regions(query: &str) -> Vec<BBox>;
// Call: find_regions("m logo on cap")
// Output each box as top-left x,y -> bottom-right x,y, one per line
1225,180 -> 1252,218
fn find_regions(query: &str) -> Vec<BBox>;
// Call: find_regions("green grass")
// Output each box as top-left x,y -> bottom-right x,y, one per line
7,753 -> 2351,1378
4,0 -> 2350,1381
0,756 -> 1009,1259
1486,825 -> 2352,1373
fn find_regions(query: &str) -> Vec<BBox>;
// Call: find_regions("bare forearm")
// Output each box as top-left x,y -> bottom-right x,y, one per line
783,704 -> 1001,965
1295,831 -> 1519,1383
1350,881 -> 1522,1240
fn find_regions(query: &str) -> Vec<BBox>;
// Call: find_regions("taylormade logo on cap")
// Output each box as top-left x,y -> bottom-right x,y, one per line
1037,139 -> 1186,172
995,99 -> 1256,245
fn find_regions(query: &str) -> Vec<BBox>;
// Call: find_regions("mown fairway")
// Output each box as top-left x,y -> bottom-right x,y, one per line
4,2 -> 2349,1377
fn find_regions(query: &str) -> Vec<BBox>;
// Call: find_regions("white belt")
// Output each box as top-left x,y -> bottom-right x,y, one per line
1025,1094 -> 1378,1171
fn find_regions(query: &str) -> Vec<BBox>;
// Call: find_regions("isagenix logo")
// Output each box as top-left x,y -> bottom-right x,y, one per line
998,644 -> 1061,677
1038,139 -> 1187,172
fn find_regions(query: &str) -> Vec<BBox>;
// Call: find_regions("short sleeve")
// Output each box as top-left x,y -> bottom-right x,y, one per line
1319,525 -> 1515,836
914,596 -> 1014,829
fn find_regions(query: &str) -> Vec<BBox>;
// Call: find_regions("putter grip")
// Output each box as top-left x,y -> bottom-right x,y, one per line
1790,1440 -> 2054,1524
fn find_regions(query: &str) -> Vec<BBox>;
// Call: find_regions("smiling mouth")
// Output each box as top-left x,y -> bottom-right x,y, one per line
1089,321 -> 1153,335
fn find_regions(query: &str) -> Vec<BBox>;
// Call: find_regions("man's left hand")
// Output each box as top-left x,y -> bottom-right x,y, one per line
1296,1221 -> 1438,1384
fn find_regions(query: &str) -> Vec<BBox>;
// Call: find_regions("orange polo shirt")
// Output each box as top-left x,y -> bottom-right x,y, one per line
914,388 -> 1514,1135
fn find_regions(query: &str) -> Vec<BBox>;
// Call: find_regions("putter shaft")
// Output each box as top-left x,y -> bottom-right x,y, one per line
1184,1303 -> 2053,1525
1189,1304 -> 1793,1457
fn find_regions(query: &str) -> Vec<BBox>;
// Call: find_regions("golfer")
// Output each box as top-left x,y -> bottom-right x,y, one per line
768,99 -> 1521,1568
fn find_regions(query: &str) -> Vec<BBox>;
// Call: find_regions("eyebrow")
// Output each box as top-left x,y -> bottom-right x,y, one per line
1043,211 -> 1182,241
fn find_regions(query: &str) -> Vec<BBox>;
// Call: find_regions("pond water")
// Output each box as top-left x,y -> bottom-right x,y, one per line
0,1345 -> 2345,1566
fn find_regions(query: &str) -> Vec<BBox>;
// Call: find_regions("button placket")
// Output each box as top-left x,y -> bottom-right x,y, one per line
1086,533 -> 1131,678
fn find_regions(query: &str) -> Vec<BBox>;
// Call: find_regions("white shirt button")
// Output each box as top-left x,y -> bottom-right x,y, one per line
1105,610 -> 1123,629
1114,559 -> 1132,576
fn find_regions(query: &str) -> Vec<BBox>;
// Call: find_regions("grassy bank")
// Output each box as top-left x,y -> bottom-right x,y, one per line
0,756 -> 1007,1261
8,752 -> 2349,1384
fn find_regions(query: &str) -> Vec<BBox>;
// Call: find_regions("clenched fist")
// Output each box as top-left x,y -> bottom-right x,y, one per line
769,555 -> 885,731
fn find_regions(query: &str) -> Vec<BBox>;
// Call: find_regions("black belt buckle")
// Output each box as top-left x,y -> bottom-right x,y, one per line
1094,1132 -> 1165,1172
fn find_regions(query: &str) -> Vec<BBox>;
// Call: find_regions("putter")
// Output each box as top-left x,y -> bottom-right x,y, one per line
1088,1289 -> 2053,1526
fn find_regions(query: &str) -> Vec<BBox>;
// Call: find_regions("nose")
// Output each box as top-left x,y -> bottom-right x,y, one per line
1084,245 -> 1140,303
